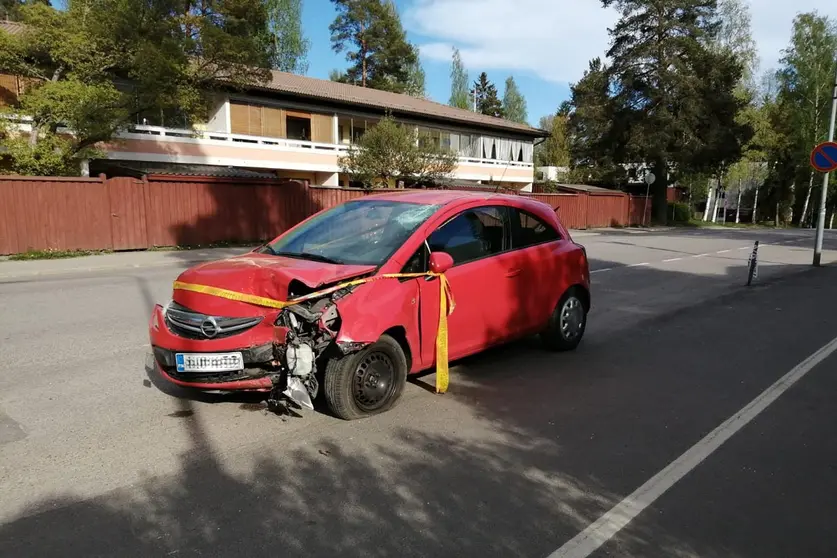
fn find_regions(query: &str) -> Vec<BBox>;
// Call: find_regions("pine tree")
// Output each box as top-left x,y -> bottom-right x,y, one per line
600,0 -> 751,222
502,76 -> 527,123
472,72 -> 503,118
449,47 -> 470,109
329,0 -> 419,94
567,58 -> 627,185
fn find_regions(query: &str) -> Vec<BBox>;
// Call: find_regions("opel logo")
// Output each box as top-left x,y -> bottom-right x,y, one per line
200,316 -> 220,339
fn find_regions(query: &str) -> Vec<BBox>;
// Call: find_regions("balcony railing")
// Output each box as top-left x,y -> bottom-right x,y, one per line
120,125 -> 534,168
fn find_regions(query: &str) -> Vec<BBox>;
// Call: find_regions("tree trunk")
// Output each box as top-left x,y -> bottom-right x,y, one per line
752,185 -> 760,223
800,171 -> 814,227
711,177 -> 722,223
776,202 -> 780,226
830,212 -> 834,229
359,21 -> 367,87
735,180 -> 742,224
703,186 -> 714,221
788,181 -> 795,223
651,159 -> 668,224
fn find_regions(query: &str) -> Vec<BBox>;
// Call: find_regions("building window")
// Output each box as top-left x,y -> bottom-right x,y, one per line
287,115 -> 311,141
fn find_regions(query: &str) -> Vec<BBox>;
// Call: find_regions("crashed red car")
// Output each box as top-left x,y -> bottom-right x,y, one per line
149,190 -> 591,420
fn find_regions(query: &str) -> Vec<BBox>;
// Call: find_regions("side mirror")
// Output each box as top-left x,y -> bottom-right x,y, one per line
428,251 -> 454,274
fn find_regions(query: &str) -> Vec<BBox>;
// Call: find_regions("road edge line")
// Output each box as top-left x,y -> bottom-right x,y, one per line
547,333 -> 837,558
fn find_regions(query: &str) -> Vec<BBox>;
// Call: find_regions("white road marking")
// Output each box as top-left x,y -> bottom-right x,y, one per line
591,268 -> 612,274
546,333 -> 837,558
662,257 -> 682,263
717,249 -> 731,254
627,262 -> 650,268
692,253 -> 708,258
739,247 -> 750,250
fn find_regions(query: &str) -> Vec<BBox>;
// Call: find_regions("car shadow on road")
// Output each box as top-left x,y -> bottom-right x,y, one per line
3,251 -> 831,557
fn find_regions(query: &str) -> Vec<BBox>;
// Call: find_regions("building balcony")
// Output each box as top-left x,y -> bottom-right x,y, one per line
106,125 -> 535,185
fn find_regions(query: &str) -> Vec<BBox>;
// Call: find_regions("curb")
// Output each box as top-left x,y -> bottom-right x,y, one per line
0,256 -> 216,281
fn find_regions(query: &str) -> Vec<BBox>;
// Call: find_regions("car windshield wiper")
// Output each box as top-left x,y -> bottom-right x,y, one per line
273,251 -> 345,265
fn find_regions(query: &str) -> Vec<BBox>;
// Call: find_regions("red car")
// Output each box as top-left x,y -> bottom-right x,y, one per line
149,190 -> 590,420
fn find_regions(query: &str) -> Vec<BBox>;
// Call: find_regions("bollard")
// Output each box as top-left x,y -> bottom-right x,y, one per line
746,240 -> 759,286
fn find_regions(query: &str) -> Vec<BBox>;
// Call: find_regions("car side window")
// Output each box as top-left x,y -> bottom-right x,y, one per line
402,242 -> 429,274
426,206 -> 508,266
513,209 -> 561,249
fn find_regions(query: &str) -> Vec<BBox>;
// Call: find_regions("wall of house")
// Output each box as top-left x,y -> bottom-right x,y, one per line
205,98 -> 228,133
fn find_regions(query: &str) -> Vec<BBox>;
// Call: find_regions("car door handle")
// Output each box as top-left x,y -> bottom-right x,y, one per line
505,268 -> 522,278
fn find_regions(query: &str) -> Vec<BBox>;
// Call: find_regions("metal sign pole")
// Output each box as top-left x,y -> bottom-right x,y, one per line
813,63 -> 837,267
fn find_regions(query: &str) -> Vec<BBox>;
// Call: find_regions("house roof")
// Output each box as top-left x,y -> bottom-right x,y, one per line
0,20 -> 26,36
250,71 -> 548,138
1,20 -> 546,138
551,183 -> 621,194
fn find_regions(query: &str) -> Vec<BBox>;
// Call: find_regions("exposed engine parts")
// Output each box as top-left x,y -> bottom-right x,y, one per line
270,286 -> 365,414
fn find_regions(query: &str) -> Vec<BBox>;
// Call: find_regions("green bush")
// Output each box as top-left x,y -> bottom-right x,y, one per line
668,202 -> 691,223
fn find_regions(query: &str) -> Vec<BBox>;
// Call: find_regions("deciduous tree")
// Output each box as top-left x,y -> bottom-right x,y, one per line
0,0 -> 274,175
448,47 -> 470,109
404,45 -> 426,98
775,12 -> 837,226
265,0 -> 310,74
501,76 -> 527,124
338,114 -> 457,188
535,102 -> 571,168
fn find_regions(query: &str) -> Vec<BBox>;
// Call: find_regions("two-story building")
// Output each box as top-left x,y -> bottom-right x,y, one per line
0,23 -> 547,189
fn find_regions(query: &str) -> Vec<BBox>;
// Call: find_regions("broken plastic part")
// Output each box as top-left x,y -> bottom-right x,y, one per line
283,377 -> 314,411
286,342 -> 315,377
337,341 -> 368,355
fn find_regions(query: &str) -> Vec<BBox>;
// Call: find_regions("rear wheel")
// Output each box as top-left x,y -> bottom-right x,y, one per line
541,288 -> 587,352
324,334 -> 408,420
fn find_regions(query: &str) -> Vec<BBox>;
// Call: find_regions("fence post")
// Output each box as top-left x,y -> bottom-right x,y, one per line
625,194 -> 630,226
584,192 -> 590,229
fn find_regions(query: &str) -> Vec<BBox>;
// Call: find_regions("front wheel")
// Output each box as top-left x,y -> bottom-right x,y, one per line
323,334 -> 408,420
541,288 -> 587,352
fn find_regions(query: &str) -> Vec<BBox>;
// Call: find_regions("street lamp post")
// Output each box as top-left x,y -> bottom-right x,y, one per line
813,63 -> 837,267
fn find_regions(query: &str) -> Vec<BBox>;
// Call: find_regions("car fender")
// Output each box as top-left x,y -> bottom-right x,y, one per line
333,278 -> 422,367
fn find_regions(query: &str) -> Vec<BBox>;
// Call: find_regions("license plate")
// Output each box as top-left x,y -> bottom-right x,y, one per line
175,352 -> 244,373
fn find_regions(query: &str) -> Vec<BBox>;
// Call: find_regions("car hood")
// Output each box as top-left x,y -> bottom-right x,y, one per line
172,252 -> 376,316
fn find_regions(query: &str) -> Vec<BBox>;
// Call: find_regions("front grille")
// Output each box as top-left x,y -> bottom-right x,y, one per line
164,302 -> 262,340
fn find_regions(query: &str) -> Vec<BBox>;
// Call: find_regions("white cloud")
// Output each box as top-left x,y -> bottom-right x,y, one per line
405,0 -> 833,85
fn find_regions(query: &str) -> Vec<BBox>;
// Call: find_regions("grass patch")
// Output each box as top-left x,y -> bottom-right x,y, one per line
148,241 -> 263,252
672,219 -> 785,229
8,248 -> 110,261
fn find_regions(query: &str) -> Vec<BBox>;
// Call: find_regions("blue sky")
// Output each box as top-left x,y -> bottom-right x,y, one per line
302,0 -> 833,128
301,0 -> 573,127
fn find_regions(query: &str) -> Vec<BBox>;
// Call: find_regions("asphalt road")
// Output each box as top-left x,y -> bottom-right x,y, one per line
1,227 -> 837,558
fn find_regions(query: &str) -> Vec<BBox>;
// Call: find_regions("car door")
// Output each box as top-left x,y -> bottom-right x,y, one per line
403,205 -> 520,365
508,207 -> 564,332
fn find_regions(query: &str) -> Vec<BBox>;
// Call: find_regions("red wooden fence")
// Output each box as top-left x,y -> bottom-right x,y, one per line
0,175 -> 651,255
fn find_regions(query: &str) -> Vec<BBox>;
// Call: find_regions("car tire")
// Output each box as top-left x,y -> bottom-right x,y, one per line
324,334 -> 408,420
541,288 -> 587,352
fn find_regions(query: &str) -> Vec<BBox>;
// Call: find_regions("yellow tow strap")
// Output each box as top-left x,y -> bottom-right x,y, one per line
172,272 -> 454,394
